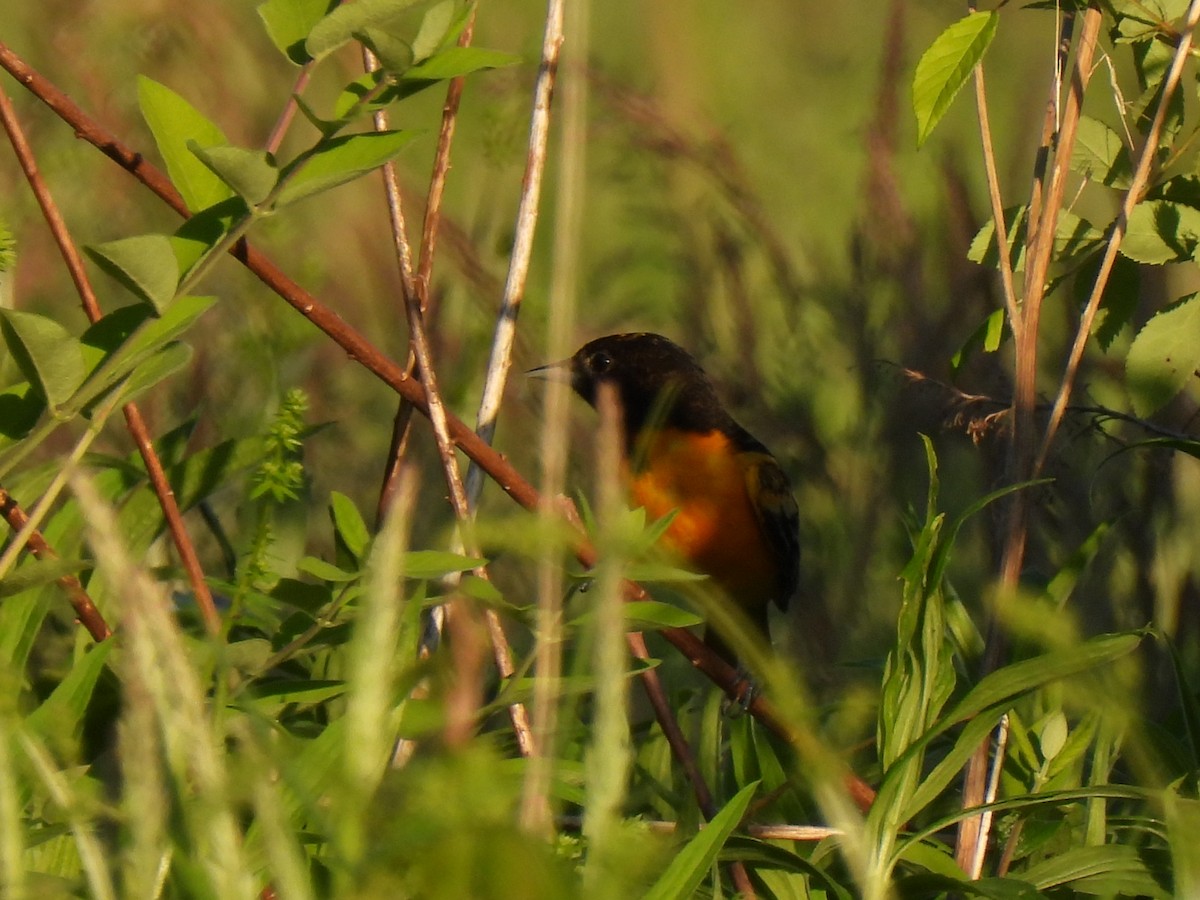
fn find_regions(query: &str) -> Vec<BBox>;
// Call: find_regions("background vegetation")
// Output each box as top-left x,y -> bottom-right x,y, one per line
1,0 -> 1198,897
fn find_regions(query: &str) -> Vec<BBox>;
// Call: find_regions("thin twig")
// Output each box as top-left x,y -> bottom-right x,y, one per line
363,46 -> 535,757
264,63 -> 312,155
0,80 -> 221,634
376,13 -> 476,524
1037,0 -> 1200,473
464,0 -> 565,507
0,41 -> 878,806
558,814 -> 842,842
969,4 -> 1022,339
0,486 -> 110,641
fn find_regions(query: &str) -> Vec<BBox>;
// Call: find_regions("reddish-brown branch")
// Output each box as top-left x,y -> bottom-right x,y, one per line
0,487 -> 111,641
0,39 -> 876,813
0,78 -> 221,635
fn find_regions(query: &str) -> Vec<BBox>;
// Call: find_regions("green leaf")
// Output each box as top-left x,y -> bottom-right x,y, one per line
642,781 -> 759,900
297,556 -> 359,582
137,76 -> 233,213
912,11 -> 997,147
1019,844 -> 1169,896
357,27 -> 415,73
258,0 -> 339,64
620,600 -> 703,630
404,46 -> 522,81
1074,252 -> 1139,352
1126,293 -> 1200,416
27,642 -> 113,741
1071,116 -> 1133,188
275,131 -> 419,207
111,342 -> 193,407
306,0 -> 426,62
0,309 -> 86,410
330,491 -> 372,560
402,550 -> 485,579
171,197 -> 248,276
1167,789 -> 1200,898
1121,200 -> 1200,264
0,383 -> 43,443
969,206 -> 1101,271
85,234 -> 179,312
411,0 -> 458,62
0,558 -> 87,599
73,296 -> 217,412
188,144 -> 279,206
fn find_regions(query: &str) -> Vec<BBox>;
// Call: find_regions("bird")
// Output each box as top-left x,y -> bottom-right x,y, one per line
536,332 -> 800,665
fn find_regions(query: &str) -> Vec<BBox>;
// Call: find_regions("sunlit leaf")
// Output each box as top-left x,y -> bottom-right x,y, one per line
275,131 -> 418,207
188,144 -> 279,206
85,234 -> 179,312
258,0 -> 338,64
1125,292 -> 1200,416
913,11 -> 998,146
0,309 -> 86,410
138,76 -> 233,213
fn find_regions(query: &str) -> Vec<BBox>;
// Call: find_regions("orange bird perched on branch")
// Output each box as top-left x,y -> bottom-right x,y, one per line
536,332 -> 800,665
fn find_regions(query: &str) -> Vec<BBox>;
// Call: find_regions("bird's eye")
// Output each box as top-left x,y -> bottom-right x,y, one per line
588,351 -> 613,375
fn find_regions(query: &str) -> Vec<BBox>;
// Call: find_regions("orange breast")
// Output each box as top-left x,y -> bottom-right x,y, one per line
629,429 -> 779,610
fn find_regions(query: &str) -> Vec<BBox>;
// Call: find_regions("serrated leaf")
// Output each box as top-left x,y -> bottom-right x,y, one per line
85,234 -> 179,312
188,144 -> 278,206
912,11 -> 998,147
258,0 -> 338,64
330,491 -> 371,560
404,46 -> 522,81
306,0 -> 426,62
1071,116 -> 1133,188
1126,292 -> 1200,415
275,130 -> 418,207
138,76 -> 233,213
969,205 -> 1101,271
1074,252 -> 1139,351
0,309 -> 86,410
1122,200 -> 1200,264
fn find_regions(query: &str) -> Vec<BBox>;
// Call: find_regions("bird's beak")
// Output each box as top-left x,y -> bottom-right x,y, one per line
527,358 -> 572,382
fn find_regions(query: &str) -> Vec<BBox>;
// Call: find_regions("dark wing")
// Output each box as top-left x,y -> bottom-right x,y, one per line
738,449 -> 801,611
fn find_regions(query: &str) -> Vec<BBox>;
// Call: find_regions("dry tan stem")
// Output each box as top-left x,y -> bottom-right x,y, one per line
1038,0 -> 1200,472
464,0 -> 565,506
0,80 -> 220,635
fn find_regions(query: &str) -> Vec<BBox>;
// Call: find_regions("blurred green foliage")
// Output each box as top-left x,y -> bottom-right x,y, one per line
1,0 -> 1200,896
